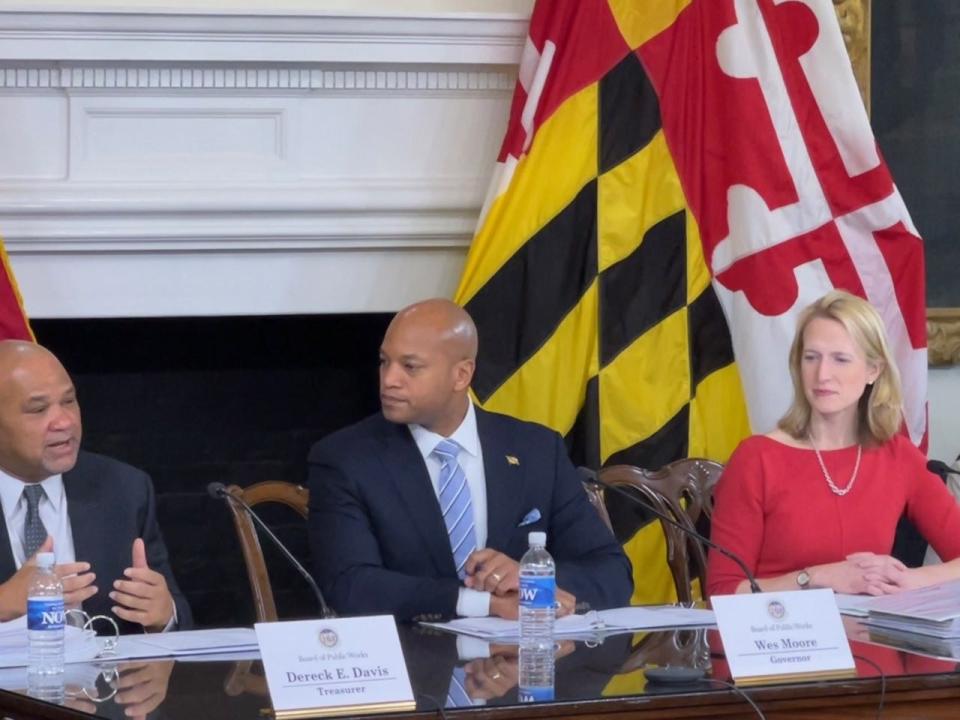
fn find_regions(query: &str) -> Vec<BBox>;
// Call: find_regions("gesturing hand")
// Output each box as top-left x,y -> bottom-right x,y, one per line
110,538 -> 175,632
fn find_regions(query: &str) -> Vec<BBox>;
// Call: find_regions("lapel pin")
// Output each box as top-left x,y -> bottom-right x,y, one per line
506,455 -> 520,466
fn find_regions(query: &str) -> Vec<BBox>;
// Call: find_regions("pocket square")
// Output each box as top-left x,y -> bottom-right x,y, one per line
518,508 -> 541,527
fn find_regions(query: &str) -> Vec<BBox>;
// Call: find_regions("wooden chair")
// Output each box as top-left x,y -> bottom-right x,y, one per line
224,481 -> 309,623
598,459 -> 723,603
581,480 -> 614,533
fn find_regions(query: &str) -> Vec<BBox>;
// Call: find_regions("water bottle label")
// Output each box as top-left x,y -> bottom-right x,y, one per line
27,598 -> 64,631
519,686 -> 555,703
519,575 -> 555,609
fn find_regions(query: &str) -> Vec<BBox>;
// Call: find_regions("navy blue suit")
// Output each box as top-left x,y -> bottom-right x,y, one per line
308,408 -> 632,621
0,451 -> 192,634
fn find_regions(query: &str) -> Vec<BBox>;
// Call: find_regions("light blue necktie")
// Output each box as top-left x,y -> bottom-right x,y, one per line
446,666 -> 473,708
433,438 -> 477,579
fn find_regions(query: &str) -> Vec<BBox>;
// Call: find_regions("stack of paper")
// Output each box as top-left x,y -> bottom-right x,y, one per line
0,617 -> 100,668
115,628 -> 259,661
862,579 -> 960,639
422,605 -> 715,640
0,621 -> 259,668
834,593 -> 878,617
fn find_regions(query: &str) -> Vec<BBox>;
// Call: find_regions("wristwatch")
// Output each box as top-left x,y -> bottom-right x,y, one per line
796,570 -> 811,589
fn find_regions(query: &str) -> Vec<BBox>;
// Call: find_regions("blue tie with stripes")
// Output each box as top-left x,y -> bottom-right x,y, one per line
446,666 -> 473,708
433,438 -> 477,579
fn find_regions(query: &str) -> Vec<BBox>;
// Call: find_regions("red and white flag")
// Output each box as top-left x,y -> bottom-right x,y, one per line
639,0 -> 927,444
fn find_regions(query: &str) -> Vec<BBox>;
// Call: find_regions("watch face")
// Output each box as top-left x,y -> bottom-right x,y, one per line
797,571 -> 811,588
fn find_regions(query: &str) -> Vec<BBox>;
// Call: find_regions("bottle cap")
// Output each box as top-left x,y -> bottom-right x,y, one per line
35,552 -> 55,568
528,531 -> 547,547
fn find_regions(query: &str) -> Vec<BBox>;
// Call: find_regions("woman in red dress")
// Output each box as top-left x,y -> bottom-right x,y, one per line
708,290 -> 960,596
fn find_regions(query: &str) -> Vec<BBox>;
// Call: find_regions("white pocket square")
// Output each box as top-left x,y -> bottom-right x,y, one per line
518,508 -> 541,527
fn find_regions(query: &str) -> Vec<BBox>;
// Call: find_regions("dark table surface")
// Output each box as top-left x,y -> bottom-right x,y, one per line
1,618 -> 959,720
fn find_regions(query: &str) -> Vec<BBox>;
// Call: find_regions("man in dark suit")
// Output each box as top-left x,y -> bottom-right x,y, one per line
0,340 -> 190,633
309,299 -> 632,621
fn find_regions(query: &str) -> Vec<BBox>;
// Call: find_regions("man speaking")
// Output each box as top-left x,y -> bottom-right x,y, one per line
308,299 -> 631,621
0,341 -> 190,633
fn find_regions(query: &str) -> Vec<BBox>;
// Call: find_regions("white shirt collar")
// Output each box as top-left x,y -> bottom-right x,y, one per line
0,467 -> 64,520
409,398 -> 480,460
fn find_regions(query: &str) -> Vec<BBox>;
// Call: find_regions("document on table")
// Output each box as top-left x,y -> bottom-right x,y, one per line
862,579 -> 960,639
112,628 -> 259,661
0,622 -> 258,667
421,605 -> 715,640
0,617 -> 100,668
834,593 -> 877,617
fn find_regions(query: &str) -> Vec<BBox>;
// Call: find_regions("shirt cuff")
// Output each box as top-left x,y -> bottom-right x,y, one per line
456,635 -> 492,662
456,588 -> 491,618
154,604 -> 178,633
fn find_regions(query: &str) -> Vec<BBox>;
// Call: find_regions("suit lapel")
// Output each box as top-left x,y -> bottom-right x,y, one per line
62,460 -> 106,573
376,420 -> 456,576
477,409 -> 523,551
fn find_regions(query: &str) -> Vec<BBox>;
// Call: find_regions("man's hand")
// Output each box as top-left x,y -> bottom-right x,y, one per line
55,542 -> 97,610
489,591 -> 519,620
0,537 -> 94,621
110,539 -> 175,632
463,654 -> 518,700
0,557 -> 37,622
114,660 -> 174,719
488,588 -> 576,620
464,549 -> 519,595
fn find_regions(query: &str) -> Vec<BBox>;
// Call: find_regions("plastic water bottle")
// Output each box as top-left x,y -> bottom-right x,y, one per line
27,552 -> 65,677
518,531 -> 556,702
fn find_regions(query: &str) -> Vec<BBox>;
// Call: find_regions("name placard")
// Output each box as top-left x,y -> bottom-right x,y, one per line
255,616 -> 415,719
712,589 -> 856,686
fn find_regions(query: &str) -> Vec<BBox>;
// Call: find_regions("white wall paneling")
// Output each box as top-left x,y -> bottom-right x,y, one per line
0,7 -> 527,317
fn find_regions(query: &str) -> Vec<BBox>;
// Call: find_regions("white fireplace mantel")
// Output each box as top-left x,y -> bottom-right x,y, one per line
0,4 -> 528,317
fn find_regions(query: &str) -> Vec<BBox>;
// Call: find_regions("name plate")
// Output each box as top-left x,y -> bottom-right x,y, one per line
712,589 -> 855,686
255,616 -> 415,719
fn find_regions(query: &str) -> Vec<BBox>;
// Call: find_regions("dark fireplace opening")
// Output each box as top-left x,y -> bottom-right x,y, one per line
31,313 -> 392,627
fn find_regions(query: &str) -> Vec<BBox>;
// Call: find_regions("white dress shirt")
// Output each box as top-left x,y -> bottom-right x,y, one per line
0,469 -> 76,568
409,400 -> 491,617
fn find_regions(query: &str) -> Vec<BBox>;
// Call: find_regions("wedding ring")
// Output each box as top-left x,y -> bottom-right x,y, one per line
490,671 -> 503,681
491,572 -> 502,583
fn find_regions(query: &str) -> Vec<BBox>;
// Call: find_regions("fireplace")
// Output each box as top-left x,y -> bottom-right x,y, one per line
33,313 -> 391,626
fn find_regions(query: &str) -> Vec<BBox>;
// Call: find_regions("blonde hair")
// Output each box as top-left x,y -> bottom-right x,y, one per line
778,290 -> 903,445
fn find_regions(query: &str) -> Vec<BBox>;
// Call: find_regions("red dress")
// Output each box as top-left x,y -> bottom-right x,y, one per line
707,434 -> 960,596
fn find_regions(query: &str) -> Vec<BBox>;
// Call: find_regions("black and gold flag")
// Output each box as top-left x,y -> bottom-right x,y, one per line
454,0 -> 750,604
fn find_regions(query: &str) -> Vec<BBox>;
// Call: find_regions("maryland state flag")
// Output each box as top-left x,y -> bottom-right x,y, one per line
455,0 -> 927,604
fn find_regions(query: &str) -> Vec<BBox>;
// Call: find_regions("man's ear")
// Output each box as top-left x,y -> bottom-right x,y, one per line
453,359 -> 475,392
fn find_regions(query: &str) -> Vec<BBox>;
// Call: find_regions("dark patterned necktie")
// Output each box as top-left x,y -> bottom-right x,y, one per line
22,484 -> 48,559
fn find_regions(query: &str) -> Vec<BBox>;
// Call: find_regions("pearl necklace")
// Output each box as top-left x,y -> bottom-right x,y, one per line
808,435 -> 862,497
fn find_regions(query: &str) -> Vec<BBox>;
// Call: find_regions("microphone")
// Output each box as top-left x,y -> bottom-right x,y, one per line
579,469 -> 763,594
927,460 -> 960,478
208,481 -> 336,619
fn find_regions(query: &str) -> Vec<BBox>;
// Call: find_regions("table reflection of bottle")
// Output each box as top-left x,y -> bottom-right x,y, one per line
518,642 -> 556,702
28,669 -> 65,705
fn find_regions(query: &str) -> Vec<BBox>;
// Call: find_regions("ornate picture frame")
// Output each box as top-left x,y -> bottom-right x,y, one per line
837,0 -> 959,366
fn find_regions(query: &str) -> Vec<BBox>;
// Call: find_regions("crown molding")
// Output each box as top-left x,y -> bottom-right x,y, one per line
0,9 -> 528,64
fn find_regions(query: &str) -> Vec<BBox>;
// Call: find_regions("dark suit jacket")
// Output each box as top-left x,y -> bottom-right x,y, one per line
0,451 -> 192,634
308,408 -> 632,621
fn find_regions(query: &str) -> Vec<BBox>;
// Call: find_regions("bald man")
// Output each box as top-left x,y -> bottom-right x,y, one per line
308,300 -> 631,621
0,341 -> 190,633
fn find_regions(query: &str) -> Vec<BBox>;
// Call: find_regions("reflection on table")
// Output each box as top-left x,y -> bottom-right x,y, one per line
0,620 -> 957,719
